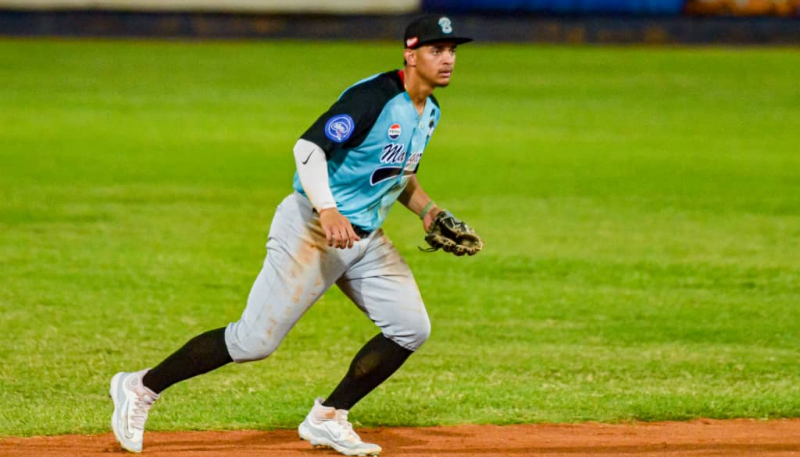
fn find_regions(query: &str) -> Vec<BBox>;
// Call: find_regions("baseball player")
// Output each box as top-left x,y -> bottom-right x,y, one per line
109,15 -> 481,457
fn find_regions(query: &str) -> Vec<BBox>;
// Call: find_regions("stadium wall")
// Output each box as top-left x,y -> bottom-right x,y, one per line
423,0 -> 686,15
0,0 -> 419,14
423,0 -> 799,16
1,0 -> 798,43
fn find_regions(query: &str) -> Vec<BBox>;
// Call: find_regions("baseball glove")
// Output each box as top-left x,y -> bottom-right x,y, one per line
422,210 -> 484,256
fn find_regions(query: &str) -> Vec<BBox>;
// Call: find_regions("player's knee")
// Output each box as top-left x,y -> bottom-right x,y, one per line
226,328 -> 281,363
411,318 -> 431,350
233,337 -> 279,363
393,314 -> 431,352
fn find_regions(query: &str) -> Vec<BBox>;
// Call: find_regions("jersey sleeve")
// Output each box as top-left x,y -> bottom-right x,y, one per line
300,83 -> 383,158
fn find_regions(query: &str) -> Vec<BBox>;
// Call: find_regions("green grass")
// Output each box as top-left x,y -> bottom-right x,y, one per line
1,39 -> 799,436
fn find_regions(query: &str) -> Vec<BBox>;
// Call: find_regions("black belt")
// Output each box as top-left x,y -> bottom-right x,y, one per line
311,208 -> 372,238
352,225 -> 372,238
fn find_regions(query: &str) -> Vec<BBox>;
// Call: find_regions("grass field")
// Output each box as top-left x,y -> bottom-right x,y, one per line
1,39 -> 799,437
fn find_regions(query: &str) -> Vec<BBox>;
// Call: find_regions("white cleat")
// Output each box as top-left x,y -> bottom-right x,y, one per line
298,398 -> 382,456
109,369 -> 159,453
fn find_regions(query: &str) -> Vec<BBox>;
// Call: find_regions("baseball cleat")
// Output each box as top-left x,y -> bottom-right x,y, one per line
109,369 -> 159,453
298,398 -> 381,456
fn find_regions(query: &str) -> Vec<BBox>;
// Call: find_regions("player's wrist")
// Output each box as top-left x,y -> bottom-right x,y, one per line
419,201 -> 437,220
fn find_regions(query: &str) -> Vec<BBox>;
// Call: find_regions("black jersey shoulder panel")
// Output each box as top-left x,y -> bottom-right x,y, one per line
300,71 -> 406,157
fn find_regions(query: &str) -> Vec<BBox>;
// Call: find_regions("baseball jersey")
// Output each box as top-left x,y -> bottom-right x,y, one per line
293,70 -> 441,233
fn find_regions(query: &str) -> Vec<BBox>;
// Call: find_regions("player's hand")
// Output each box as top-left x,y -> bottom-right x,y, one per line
319,207 -> 361,249
422,206 -> 442,232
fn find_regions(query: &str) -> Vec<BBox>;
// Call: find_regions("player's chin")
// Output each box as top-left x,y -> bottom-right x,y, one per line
435,71 -> 453,87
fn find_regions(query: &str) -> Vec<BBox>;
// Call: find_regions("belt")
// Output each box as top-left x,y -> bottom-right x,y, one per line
351,225 -> 372,238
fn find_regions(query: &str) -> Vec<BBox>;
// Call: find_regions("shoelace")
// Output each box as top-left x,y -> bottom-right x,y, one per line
129,393 -> 157,431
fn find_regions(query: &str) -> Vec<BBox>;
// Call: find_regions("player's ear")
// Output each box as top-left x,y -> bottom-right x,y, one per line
404,48 -> 416,67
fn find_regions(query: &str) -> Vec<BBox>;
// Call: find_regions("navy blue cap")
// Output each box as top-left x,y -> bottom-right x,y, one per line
404,15 -> 473,49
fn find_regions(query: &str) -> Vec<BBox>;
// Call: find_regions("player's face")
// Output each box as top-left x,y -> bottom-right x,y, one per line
413,42 -> 457,87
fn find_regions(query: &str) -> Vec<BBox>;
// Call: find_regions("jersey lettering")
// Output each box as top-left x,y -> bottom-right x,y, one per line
380,143 -> 406,164
405,152 -> 422,168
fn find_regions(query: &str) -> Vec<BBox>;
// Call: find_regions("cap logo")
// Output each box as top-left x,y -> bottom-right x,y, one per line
406,37 -> 419,48
388,123 -> 401,140
325,114 -> 354,143
439,17 -> 452,34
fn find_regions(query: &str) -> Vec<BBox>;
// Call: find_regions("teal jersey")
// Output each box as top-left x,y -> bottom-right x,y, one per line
293,70 -> 441,233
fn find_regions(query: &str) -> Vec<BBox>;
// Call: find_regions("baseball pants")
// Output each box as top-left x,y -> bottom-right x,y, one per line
224,192 -> 430,363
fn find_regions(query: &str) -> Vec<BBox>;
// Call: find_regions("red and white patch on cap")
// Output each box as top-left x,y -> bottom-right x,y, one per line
405,37 -> 419,48
388,123 -> 401,140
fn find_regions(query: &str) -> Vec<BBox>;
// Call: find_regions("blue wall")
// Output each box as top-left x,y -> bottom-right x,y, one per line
423,0 -> 685,15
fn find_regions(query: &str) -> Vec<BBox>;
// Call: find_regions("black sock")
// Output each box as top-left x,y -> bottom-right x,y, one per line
142,327 -> 233,394
323,333 -> 413,411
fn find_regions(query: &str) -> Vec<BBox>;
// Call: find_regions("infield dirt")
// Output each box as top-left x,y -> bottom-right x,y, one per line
2,420 -> 799,457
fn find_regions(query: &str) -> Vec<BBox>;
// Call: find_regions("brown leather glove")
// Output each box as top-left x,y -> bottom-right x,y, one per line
422,210 -> 484,257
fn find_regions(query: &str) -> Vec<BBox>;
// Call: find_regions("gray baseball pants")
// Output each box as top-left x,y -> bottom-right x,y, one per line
224,192 -> 430,363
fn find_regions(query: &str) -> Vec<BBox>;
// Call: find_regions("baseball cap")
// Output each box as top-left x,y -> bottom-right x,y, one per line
404,15 -> 473,49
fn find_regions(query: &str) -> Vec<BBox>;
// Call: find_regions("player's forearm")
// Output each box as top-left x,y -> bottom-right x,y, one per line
293,139 -> 337,212
398,176 -> 427,214
399,176 -> 440,229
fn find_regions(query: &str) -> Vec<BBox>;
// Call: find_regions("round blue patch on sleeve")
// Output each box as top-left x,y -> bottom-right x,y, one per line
325,114 -> 355,143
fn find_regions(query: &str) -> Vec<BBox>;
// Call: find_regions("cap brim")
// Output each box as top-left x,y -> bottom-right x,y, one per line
413,37 -> 473,48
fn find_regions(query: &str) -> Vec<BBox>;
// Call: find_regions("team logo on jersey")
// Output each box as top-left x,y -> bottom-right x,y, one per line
325,114 -> 354,143
439,17 -> 452,34
387,124 -> 401,140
